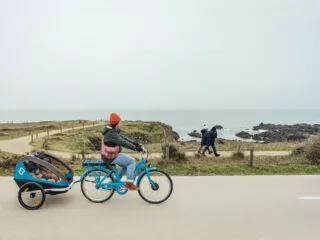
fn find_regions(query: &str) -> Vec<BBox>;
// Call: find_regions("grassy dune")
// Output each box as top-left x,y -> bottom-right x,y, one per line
29,120 -> 296,154
0,120 -> 98,140
30,121 -> 168,153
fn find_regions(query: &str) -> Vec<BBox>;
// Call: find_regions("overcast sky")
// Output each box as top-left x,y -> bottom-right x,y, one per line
0,0 -> 319,110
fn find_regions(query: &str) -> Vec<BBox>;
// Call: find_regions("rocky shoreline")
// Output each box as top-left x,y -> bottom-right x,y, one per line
187,125 -> 223,139
236,123 -> 320,142
188,130 -> 202,138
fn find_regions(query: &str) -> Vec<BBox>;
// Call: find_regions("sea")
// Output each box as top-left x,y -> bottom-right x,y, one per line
1,109 -> 320,141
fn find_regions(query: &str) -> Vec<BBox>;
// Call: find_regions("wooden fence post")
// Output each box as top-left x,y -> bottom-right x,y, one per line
82,133 -> 85,159
36,132 -> 38,139
237,140 -> 241,152
60,124 -> 62,133
249,149 -> 254,167
47,128 -> 49,137
82,149 -> 85,159
43,138 -> 48,150
31,132 -> 34,143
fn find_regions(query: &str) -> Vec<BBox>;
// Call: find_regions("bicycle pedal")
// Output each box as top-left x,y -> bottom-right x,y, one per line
118,186 -> 127,193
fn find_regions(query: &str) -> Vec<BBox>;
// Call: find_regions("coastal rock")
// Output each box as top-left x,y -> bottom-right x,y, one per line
172,131 -> 180,141
236,131 -> 252,139
214,125 -> 223,130
252,123 -> 320,142
188,130 -> 202,138
157,122 -> 180,142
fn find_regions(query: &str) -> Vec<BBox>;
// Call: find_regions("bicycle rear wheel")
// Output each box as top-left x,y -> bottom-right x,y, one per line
81,169 -> 115,203
137,170 -> 173,204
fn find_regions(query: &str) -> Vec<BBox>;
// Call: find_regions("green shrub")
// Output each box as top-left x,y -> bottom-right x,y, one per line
87,135 -> 101,151
292,146 -> 306,155
0,151 -> 21,168
305,135 -> 320,164
231,151 -> 245,160
70,154 -> 78,164
162,144 -> 187,163
294,135 -> 320,164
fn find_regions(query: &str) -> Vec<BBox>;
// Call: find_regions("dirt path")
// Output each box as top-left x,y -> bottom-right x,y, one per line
45,150 -> 292,160
0,123 -> 104,156
0,125 -> 292,159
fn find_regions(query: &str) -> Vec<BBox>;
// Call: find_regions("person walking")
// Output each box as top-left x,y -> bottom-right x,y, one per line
202,126 -> 220,157
198,124 -> 208,154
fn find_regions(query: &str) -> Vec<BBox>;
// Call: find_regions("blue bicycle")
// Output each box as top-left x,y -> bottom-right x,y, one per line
80,148 -> 173,204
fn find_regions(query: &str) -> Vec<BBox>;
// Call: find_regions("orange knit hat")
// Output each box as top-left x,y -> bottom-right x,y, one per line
109,113 -> 121,125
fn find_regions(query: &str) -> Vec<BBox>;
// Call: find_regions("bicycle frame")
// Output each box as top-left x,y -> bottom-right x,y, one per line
80,155 -> 157,195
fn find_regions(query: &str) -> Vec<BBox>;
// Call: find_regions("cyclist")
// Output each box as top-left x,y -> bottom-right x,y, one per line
101,113 -> 143,190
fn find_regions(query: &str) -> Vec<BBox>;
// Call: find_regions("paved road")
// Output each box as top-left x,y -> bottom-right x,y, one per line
1,176 -> 320,240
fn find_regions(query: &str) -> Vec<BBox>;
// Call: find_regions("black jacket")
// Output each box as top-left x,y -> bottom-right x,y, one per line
206,129 -> 217,145
200,129 -> 208,146
101,126 -> 137,151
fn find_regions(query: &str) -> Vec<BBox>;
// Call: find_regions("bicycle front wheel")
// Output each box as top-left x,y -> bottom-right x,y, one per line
81,169 -> 115,203
137,170 -> 173,204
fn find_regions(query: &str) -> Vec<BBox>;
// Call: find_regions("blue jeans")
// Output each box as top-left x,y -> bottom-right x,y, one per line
203,144 -> 216,155
111,153 -> 136,180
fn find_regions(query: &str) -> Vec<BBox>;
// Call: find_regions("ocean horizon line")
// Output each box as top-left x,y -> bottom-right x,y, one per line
1,108 -> 320,111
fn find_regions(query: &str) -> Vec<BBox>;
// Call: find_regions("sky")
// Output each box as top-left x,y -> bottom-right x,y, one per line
0,0 -> 319,110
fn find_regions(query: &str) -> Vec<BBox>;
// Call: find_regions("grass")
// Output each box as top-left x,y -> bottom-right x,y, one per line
2,163 -> 320,176
0,167 -> 14,176
2,152 -> 320,176
0,150 -> 22,175
119,121 -> 165,143
0,120 -> 100,140
155,163 -> 320,176
2,120 -> 296,153
155,155 -> 320,175
0,150 -> 20,159
31,121 -> 168,153
31,131 -> 92,153
178,140 -> 296,152
31,135 -> 296,155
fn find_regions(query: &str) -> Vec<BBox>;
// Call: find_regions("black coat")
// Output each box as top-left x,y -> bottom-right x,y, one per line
200,129 -> 208,146
206,130 -> 217,145
102,126 -> 137,150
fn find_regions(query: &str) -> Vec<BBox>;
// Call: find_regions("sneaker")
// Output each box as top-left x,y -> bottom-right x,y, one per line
214,153 -> 220,157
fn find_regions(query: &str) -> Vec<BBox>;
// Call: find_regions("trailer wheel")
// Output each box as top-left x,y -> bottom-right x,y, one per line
18,182 -> 46,210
